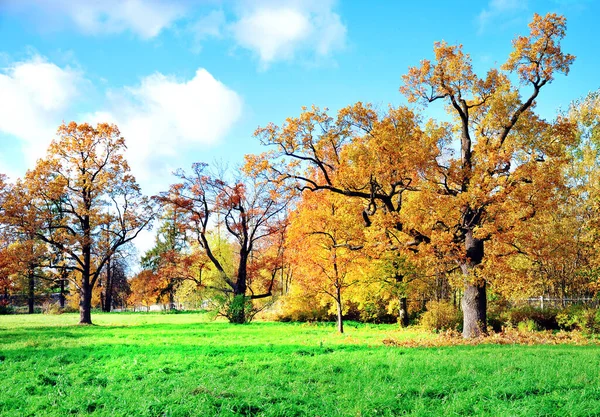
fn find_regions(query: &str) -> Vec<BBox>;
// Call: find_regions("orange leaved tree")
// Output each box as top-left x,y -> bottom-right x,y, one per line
399,13 -> 575,336
3,122 -> 154,324
254,13 -> 576,337
287,189 -> 365,333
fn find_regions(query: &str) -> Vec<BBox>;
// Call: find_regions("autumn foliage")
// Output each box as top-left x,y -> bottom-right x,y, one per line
1,13 -> 599,340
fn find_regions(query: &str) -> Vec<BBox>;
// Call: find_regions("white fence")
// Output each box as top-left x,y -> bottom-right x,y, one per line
519,297 -> 599,310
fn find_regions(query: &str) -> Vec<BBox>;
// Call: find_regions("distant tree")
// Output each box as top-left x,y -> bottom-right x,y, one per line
157,163 -> 289,323
96,253 -> 131,312
128,270 -> 161,311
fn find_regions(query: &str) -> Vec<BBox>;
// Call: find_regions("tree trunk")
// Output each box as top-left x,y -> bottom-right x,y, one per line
79,214 -> 93,325
28,270 -> 35,314
230,293 -> 247,324
399,297 -> 409,327
79,283 -> 92,324
336,286 -> 344,334
103,257 -> 112,312
229,253 -> 248,324
59,278 -> 65,309
461,232 -> 486,338
462,281 -> 487,337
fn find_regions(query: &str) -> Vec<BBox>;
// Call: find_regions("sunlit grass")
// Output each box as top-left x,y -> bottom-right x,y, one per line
1,313 -> 599,416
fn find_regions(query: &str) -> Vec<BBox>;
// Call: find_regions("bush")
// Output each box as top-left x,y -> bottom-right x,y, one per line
358,299 -> 398,324
517,319 -> 540,332
0,304 -> 14,315
419,300 -> 462,332
42,301 -> 63,315
556,306 -> 600,334
276,306 -> 334,322
500,306 -> 558,330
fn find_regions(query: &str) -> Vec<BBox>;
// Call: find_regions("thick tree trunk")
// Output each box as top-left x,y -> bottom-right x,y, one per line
462,281 -> 487,337
229,293 -> 247,324
399,297 -> 409,327
229,253 -> 249,324
335,286 -> 344,334
461,232 -> 486,338
28,270 -> 35,314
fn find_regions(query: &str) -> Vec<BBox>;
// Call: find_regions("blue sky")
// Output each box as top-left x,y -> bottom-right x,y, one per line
0,0 -> 598,202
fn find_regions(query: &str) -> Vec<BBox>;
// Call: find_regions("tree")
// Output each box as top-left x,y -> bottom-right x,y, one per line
9,238 -> 49,313
254,13 -> 575,337
287,190 -> 365,333
95,253 -> 131,312
400,13 -> 575,336
3,122 -> 154,324
128,270 -> 162,311
141,208 -> 194,309
157,163 -> 289,323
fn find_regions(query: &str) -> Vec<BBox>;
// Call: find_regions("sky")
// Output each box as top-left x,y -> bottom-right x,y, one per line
1,0 -> 599,255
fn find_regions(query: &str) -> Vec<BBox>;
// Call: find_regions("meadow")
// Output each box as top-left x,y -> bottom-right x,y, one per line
1,313 -> 600,416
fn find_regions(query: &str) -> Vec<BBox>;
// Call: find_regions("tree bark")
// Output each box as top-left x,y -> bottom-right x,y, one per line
229,252 -> 249,324
79,217 -> 93,324
230,294 -> 247,324
461,232 -> 486,338
79,283 -> 92,324
59,278 -> 65,309
27,270 -> 35,314
102,257 -> 112,312
399,297 -> 409,327
27,269 -> 35,314
336,286 -> 344,334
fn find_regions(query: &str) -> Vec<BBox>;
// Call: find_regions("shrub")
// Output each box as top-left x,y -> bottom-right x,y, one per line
276,306 -> 334,322
419,300 -> 462,332
0,304 -> 14,315
556,306 -> 600,334
500,306 -> 558,330
357,299 -> 396,324
517,319 -> 540,332
42,301 -> 64,315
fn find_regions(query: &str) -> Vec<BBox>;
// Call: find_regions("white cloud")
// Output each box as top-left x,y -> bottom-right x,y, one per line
2,0 -> 185,38
87,68 -> 243,194
229,0 -> 346,67
477,0 -> 528,34
0,56 -> 84,164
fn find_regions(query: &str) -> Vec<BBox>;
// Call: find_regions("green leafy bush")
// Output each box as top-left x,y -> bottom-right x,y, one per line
517,319 -> 540,332
556,306 -> 600,334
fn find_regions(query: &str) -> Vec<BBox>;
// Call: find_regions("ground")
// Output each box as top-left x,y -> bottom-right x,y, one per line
1,313 -> 599,416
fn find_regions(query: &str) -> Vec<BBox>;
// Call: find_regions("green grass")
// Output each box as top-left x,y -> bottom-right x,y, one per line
1,313 -> 600,416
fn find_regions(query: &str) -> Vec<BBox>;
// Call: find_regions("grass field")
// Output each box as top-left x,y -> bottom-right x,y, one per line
1,313 -> 600,416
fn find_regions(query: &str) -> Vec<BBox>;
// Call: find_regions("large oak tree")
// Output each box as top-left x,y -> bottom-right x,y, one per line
253,13 -> 576,337
3,122 -> 154,324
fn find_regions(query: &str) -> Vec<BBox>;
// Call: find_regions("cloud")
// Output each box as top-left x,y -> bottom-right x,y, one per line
0,56 -> 84,164
477,0 -> 528,34
228,0 -> 346,67
86,68 -> 243,194
1,0 -> 186,39
190,9 -> 227,51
